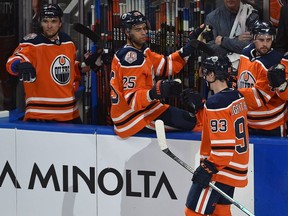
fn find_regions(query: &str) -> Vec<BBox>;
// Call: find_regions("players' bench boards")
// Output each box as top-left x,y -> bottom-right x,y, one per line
0,115 -> 287,216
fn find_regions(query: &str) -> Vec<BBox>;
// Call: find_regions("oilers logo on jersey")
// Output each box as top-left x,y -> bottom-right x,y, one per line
51,55 -> 71,85
237,70 -> 256,88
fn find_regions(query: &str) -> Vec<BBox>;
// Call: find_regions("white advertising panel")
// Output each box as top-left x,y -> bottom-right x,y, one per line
97,134 -> 254,216
0,128 -> 17,216
16,130 -> 97,216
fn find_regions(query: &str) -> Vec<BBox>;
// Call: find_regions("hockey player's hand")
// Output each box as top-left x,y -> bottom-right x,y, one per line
84,48 -> 103,72
188,24 -> 207,40
181,89 -> 204,113
180,24 -> 214,57
179,25 -> 205,58
268,63 -> 287,92
188,24 -> 213,42
192,159 -> 218,189
149,79 -> 182,100
16,62 -> 36,82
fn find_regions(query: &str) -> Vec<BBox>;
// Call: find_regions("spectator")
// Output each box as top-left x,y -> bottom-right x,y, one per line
6,4 -> 93,123
204,0 -> 257,70
110,10 -> 203,138
237,20 -> 287,136
185,56 -> 249,216
274,5 -> 288,55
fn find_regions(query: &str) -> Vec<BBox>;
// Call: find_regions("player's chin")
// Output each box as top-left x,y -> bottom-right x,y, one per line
259,48 -> 268,55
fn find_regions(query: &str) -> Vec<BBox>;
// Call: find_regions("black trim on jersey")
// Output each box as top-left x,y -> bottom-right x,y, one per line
255,88 -> 267,105
127,92 -> 136,105
114,101 -> 158,126
116,45 -> 145,67
223,166 -> 248,174
206,89 -> 241,109
212,146 -> 235,150
26,101 -> 77,108
243,43 -> 282,69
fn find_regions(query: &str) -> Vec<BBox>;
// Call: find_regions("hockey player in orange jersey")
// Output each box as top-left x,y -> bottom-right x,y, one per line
6,4 -> 93,123
185,56 -> 250,216
267,58 -> 288,130
237,20 -> 287,136
110,10 -> 205,138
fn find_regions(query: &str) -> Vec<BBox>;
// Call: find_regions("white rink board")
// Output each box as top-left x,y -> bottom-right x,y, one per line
0,128 -> 17,216
97,134 -> 254,216
16,130 -> 97,216
0,127 -> 254,216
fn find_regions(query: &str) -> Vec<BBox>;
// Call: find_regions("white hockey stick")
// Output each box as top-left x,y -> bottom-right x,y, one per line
155,120 -> 255,216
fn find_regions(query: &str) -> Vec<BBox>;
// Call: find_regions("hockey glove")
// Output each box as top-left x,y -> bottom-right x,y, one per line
180,25 -> 214,57
84,48 -> 103,72
194,24 -> 214,43
192,159 -> 218,189
180,89 -> 204,113
246,10 -> 259,31
16,62 -> 36,82
149,79 -> 182,100
179,25 -> 206,58
268,64 -> 287,92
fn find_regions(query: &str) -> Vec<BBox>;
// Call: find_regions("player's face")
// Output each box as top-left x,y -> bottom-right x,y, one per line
41,17 -> 62,40
254,34 -> 273,56
128,23 -> 147,49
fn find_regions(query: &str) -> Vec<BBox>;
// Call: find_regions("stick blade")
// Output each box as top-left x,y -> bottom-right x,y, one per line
155,120 -> 168,150
73,23 -> 101,43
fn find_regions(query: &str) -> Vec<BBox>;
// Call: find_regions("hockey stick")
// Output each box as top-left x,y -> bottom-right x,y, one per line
73,23 -> 101,43
155,120 -> 255,216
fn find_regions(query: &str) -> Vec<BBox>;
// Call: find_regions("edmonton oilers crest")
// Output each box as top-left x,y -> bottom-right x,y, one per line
237,70 -> 256,88
51,55 -> 71,85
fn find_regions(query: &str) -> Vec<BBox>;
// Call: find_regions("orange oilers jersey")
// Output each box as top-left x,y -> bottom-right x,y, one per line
237,43 -> 287,131
270,0 -> 284,26
110,45 -> 187,138
6,32 -> 81,122
200,88 -> 249,187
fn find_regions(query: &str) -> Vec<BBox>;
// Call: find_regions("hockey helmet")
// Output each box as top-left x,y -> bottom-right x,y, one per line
202,56 -> 231,81
121,10 -> 149,30
251,20 -> 275,37
40,4 -> 63,19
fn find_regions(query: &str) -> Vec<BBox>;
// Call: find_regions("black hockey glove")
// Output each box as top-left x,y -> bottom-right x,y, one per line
149,79 -> 182,100
246,10 -> 259,31
192,159 -> 218,189
180,89 -> 204,113
179,25 -> 206,58
16,62 -> 36,82
84,48 -> 103,72
180,25 -> 214,57
268,64 -> 287,92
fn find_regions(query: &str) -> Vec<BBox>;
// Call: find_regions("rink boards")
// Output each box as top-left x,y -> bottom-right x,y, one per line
0,118 -> 287,216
